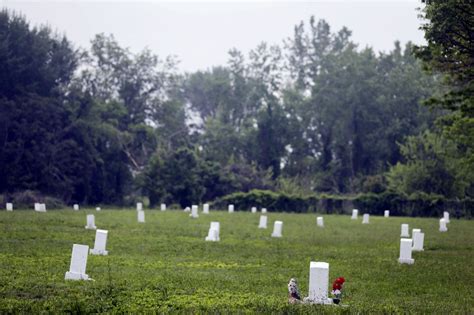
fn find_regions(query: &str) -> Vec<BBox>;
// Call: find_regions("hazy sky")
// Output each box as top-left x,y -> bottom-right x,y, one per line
2,1 -> 426,72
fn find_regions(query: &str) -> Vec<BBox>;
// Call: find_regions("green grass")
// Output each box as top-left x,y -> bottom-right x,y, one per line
0,209 -> 473,313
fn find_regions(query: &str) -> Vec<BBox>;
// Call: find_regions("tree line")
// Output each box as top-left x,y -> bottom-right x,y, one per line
0,4 -> 472,208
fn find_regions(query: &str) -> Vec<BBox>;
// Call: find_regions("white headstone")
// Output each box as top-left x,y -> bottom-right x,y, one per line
261,208 -> 267,214
228,204 -> 234,213
85,214 -> 97,230
137,210 -> 145,223
258,215 -> 268,229
443,211 -> 450,223
271,221 -> 283,238
160,203 -> 166,211
184,207 -> 190,212
362,213 -> 369,224
401,224 -> 410,237
73,204 -> 79,211
398,238 -> 414,264
251,207 -> 257,213
90,229 -> 108,255
384,210 -> 390,218
65,244 -> 91,280
203,203 -> 209,214
136,203 -> 143,211
35,203 -> 46,212
317,216 -> 324,228
205,221 -> 220,242
96,207 -> 101,211
6,203 -> 13,211
412,229 -> 424,251
351,209 -> 358,219
439,218 -> 448,232
190,205 -> 199,218
41,203 -> 46,212
34,203 -> 40,211
307,261 -> 332,304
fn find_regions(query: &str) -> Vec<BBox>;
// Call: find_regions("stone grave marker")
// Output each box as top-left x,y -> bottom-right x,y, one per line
190,205 -> 199,218
384,210 -> 390,218
184,207 -> 190,212
401,224 -> 410,237
443,211 -> 450,223
351,209 -> 358,220
258,215 -> 267,229
362,213 -> 369,224
251,207 -> 257,213
85,214 -> 97,230
73,204 -> 79,211
136,203 -> 143,211
203,204 -> 209,214
137,210 -> 145,223
261,208 -> 267,214
307,261 -> 332,304
90,229 -> 109,255
6,203 -> 13,211
205,221 -> 220,242
271,221 -> 283,237
317,216 -> 324,228
439,218 -> 448,232
65,244 -> 91,280
398,238 -> 414,264
412,229 -> 424,251
96,207 -> 101,211
161,203 -> 166,211
228,204 -> 234,213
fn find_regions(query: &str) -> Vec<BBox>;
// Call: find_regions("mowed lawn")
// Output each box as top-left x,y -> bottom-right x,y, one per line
0,209 -> 473,313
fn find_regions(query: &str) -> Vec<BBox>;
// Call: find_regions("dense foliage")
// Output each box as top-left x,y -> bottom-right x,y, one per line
0,7 -> 472,207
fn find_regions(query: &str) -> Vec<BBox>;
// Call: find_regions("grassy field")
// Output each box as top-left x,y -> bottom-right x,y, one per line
0,209 -> 473,313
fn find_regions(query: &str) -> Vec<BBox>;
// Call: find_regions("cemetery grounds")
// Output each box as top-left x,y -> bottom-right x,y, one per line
0,209 -> 473,313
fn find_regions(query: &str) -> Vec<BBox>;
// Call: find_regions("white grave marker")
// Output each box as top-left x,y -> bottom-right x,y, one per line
136,203 -> 143,211
384,210 -> 390,218
90,229 -> 108,255
203,203 -> 209,214
271,221 -> 283,238
184,207 -> 190,212
190,205 -> 199,218
439,218 -> 448,232
443,211 -> 450,223
317,216 -> 324,228
398,238 -> 414,264
34,203 -> 40,211
307,261 -> 332,304
161,203 -> 166,211
251,207 -> 257,213
96,207 -> 101,211
85,214 -> 97,230
137,210 -> 145,223
412,229 -> 424,251
258,215 -> 267,229
228,204 -> 234,213
73,204 -> 79,211
261,208 -> 267,214
351,209 -> 358,220
362,213 -> 369,224
6,203 -> 13,211
65,244 -> 91,280
205,221 -> 220,242
401,224 -> 410,237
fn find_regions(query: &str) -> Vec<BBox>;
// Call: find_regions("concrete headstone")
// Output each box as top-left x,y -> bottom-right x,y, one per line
401,224 -> 410,237
6,203 -> 13,211
439,218 -> 447,232
362,213 -> 369,224
65,244 -> 91,280
258,215 -> 267,229
85,214 -> 97,230
271,221 -> 283,238
398,238 -> 414,264
90,229 -> 108,255
412,229 -> 424,251
351,209 -> 358,220
317,216 -> 324,228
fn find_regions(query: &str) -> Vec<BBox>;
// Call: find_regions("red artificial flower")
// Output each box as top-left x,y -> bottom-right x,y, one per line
332,282 -> 342,290
335,277 -> 345,284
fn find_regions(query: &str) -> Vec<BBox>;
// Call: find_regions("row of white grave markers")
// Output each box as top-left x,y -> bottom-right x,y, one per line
398,226 -> 425,264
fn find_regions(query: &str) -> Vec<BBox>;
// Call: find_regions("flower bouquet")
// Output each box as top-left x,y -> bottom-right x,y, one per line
331,277 -> 345,304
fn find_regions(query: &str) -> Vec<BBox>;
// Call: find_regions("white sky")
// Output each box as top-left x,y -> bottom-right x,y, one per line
1,1 -> 426,72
